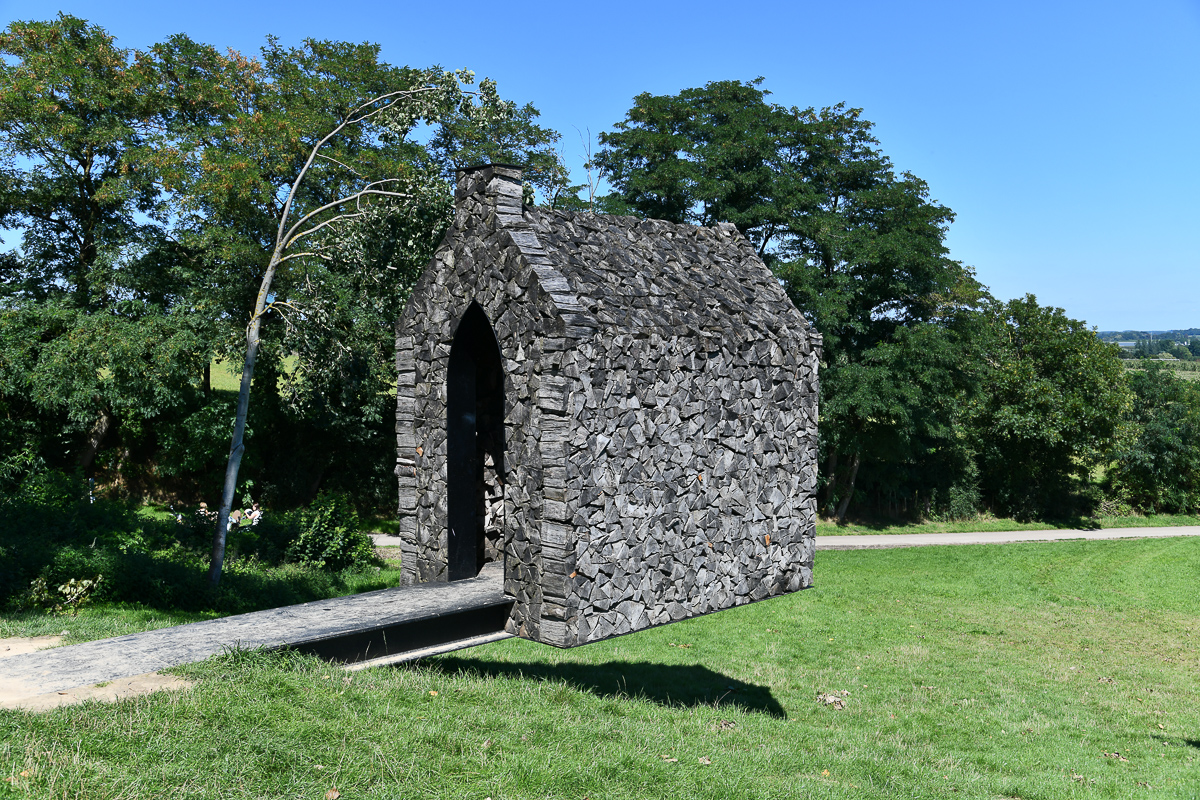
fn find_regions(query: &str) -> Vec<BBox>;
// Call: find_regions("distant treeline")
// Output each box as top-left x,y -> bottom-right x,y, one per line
1111,339 -> 1200,361
1098,329 -> 1200,341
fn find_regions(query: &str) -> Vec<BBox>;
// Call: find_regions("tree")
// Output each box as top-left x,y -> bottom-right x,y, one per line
777,156 -> 984,520
969,295 -> 1131,518
138,36 -> 557,586
0,16 -> 209,478
596,79 -> 986,520
0,15 -> 162,309
594,78 -> 799,257
1108,365 -> 1200,514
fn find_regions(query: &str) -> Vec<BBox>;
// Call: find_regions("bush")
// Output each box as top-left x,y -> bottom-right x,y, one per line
17,468 -> 84,507
0,470 -> 382,614
286,492 -> 378,572
930,481 -> 983,522
1109,367 -> 1200,514
26,573 -> 103,615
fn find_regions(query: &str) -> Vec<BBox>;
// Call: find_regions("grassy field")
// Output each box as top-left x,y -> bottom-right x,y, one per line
2,537 -> 1198,798
1123,361 -> 1200,380
208,356 -> 300,392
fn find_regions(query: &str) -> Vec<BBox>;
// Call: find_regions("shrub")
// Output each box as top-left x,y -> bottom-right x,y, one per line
17,468 -> 84,508
0,469 -> 382,614
26,573 -> 103,615
930,481 -> 983,522
286,492 -> 377,572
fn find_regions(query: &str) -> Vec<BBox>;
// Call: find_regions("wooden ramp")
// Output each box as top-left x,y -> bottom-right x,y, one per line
0,563 -> 511,700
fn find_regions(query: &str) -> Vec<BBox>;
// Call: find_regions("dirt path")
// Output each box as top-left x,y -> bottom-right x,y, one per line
0,636 -> 192,712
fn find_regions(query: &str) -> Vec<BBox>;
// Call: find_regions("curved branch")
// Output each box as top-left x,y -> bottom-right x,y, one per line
316,153 -> 362,176
283,178 -> 403,241
273,84 -> 453,250
275,249 -> 329,265
283,186 -> 414,248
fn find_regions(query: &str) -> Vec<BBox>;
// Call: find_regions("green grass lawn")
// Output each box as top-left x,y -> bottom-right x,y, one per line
208,355 -> 299,392
3,538 -> 1198,798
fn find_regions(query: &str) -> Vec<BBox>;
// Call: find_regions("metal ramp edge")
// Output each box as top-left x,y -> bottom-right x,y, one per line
284,593 -> 515,667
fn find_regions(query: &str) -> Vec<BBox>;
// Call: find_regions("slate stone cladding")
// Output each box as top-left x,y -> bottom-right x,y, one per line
395,164 -> 821,647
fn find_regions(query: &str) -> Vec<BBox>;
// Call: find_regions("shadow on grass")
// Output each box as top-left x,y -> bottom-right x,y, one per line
2,546 -> 383,616
426,656 -> 787,718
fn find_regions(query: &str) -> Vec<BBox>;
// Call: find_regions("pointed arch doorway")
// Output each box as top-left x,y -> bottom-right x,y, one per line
446,302 -> 506,581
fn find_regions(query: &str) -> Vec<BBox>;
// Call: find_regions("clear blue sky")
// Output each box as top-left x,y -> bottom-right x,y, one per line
3,0 -> 1197,331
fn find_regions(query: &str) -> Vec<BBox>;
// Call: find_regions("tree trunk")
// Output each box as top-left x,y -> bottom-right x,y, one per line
75,226 -> 96,310
308,463 -> 327,501
822,450 -> 838,515
203,361 -> 211,396
209,262 -> 278,588
835,451 -> 861,523
78,408 -> 114,471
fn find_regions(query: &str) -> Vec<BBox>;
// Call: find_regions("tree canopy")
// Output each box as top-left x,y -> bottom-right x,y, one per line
596,79 -> 987,519
1109,365 -> 1200,514
970,295 -> 1131,518
0,16 -> 561,534
0,15 -> 162,310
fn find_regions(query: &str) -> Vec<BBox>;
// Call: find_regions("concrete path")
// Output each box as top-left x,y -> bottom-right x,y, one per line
0,564 -> 506,706
816,525 -> 1200,550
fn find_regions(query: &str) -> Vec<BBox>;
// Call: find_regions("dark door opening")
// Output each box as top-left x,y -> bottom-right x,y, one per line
446,302 -> 506,581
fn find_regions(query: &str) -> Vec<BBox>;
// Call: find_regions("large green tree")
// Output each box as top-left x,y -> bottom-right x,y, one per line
596,79 -> 985,519
594,78 -> 800,257
969,295 -> 1131,518
0,14 -> 163,309
0,15 -> 207,475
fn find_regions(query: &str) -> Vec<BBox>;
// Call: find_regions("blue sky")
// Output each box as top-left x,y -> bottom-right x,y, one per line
2,0 -> 1197,331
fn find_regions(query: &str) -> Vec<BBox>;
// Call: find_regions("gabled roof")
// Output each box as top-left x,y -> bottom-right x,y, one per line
520,208 -> 814,344
442,164 -> 817,349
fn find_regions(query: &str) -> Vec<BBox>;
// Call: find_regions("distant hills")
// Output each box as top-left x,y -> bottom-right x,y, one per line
1097,329 -> 1200,342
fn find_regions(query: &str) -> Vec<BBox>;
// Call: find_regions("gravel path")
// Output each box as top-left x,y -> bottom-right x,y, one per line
815,526 -> 1200,550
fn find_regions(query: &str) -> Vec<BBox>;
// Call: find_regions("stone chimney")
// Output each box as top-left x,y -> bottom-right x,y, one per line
455,164 -> 523,215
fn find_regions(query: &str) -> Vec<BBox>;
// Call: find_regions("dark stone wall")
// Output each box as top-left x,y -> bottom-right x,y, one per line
396,165 -> 594,642
559,332 -> 819,644
396,165 -> 820,647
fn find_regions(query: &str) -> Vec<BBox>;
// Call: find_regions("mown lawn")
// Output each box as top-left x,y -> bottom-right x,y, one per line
2,538 -> 1198,798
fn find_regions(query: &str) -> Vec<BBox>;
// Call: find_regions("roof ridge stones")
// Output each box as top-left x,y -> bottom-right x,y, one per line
456,165 -> 598,340
454,164 -> 819,352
